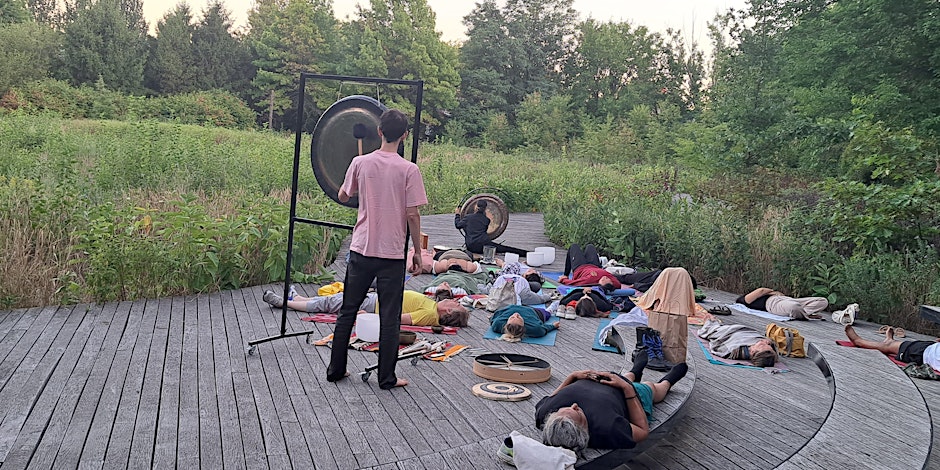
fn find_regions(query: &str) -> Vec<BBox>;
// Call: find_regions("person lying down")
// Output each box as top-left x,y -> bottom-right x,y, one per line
262,288 -> 469,327
697,314 -> 778,367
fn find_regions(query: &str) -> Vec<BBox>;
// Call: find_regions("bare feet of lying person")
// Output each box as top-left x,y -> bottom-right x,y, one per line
327,371 -> 350,382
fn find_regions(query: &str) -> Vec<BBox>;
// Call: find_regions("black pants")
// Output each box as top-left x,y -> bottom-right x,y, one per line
328,251 -> 405,389
564,243 -> 601,276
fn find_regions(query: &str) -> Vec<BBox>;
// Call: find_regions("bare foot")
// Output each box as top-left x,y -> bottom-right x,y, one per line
381,378 -> 409,389
326,371 -> 350,383
844,324 -> 861,345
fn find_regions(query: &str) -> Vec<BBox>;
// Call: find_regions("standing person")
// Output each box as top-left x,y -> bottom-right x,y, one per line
454,200 -> 527,256
328,109 -> 427,390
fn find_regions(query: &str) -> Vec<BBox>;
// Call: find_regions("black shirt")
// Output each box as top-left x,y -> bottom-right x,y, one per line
535,378 -> 636,449
735,294 -> 770,311
454,211 -> 491,253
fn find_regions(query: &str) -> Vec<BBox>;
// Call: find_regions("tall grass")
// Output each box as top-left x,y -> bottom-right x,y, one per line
2,113 -> 939,334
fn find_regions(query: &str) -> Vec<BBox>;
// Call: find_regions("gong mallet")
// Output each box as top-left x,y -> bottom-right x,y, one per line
353,123 -> 368,155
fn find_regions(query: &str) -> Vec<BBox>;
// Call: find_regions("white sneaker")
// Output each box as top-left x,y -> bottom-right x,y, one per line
565,306 -> 577,320
832,303 -> 858,325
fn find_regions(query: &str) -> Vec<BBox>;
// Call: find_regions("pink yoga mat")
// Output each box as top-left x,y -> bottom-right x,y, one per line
300,314 -> 458,335
835,339 -> 912,368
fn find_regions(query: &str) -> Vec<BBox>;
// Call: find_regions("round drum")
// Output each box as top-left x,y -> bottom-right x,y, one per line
459,193 -> 509,240
472,353 -> 551,384
471,382 -> 532,401
310,95 -> 387,208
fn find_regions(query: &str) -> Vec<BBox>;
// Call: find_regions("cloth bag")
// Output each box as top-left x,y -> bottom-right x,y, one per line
765,323 -> 806,358
486,279 -> 518,311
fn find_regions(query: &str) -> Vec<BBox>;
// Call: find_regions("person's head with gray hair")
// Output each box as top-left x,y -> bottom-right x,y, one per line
541,405 -> 590,452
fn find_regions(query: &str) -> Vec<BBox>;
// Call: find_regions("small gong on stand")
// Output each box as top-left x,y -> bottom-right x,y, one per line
458,192 -> 510,241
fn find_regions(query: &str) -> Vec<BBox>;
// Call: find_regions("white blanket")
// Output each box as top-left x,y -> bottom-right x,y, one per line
727,303 -> 792,322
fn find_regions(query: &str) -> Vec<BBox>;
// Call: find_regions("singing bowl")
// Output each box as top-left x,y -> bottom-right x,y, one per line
459,193 -> 509,240
310,95 -> 387,208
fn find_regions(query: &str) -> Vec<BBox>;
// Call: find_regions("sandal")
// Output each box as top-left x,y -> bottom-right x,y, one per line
707,305 -> 732,316
878,325 -> 907,338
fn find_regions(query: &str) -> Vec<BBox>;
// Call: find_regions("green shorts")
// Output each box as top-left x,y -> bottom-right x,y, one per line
632,382 -> 655,421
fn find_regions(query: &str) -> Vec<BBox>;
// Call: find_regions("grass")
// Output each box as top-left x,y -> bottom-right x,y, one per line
2,113 -> 939,334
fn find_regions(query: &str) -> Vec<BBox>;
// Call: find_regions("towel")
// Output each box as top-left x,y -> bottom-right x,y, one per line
596,307 -> 648,345
510,431 -> 576,470
727,303 -> 792,322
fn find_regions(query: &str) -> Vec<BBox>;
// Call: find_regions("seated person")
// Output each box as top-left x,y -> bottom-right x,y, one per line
557,287 -> 613,319
697,314 -> 778,367
558,243 -> 621,290
844,324 -> 940,370
262,288 -> 469,327
536,353 -> 689,451
492,262 -> 552,305
736,287 -> 828,320
490,305 -> 560,342
455,200 -> 527,256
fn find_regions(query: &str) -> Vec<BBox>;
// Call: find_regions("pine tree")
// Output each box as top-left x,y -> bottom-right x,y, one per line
63,0 -> 146,93
193,1 -> 251,93
145,3 -> 196,94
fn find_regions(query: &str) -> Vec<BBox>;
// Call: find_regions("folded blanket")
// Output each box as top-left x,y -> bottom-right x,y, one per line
510,431 -> 576,470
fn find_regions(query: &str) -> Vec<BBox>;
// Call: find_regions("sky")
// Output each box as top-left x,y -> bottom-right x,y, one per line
143,0 -> 749,52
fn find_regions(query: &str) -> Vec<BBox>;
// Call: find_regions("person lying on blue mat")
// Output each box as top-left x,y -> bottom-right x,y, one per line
490,305 -> 560,342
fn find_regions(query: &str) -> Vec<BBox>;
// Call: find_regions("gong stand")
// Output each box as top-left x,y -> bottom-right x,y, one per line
248,73 -> 425,353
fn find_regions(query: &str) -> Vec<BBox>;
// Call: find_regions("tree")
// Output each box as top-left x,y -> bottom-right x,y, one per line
247,0 -> 337,129
0,21 -> 60,93
145,3 -> 196,94
453,0 -> 512,141
563,19 -> 662,120
0,0 -> 29,24
359,0 -> 459,130
192,1 -> 252,95
502,0 -> 577,107
63,0 -> 147,93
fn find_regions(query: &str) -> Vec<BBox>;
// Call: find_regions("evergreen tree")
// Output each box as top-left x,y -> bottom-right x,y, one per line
193,1 -> 251,94
454,0 -> 512,140
145,3 -> 196,94
63,0 -> 147,93
0,0 -> 29,24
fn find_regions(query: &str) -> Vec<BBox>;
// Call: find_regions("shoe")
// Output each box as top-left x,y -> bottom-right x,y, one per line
632,327 -> 649,361
556,304 -> 567,318
263,290 -> 284,308
708,305 -> 732,316
831,303 -> 858,325
565,306 -> 577,320
642,329 -> 673,372
496,436 -> 515,466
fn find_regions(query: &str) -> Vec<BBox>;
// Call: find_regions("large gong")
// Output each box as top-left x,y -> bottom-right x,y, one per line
310,95 -> 387,208
459,193 -> 509,240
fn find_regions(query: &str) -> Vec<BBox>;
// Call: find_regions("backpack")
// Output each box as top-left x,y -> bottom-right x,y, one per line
765,323 -> 806,358
486,279 -> 518,312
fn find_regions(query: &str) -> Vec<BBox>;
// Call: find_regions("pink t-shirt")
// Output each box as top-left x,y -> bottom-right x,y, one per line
340,150 -> 428,259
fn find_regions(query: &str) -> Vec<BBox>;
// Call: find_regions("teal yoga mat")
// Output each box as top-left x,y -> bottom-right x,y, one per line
483,315 -> 561,346
592,313 -> 621,353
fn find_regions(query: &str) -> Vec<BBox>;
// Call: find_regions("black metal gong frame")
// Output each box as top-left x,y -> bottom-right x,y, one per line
248,73 -> 424,353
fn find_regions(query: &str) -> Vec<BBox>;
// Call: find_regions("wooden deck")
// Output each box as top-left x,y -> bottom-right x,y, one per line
0,213 -> 937,469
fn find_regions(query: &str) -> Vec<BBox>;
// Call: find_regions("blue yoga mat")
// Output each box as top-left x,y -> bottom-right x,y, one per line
592,313 -> 620,353
483,315 -> 561,346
